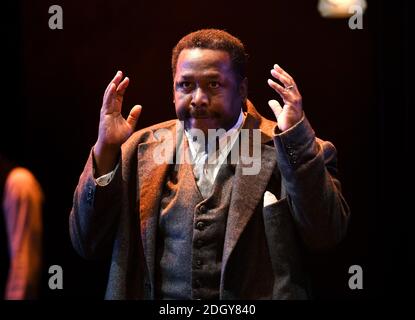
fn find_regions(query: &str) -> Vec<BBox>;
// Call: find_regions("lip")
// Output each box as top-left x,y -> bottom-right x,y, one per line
191,114 -> 210,119
190,108 -> 210,118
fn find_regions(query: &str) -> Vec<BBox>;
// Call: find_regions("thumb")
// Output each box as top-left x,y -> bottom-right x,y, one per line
268,99 -> 283,118
126,105 -> 142,129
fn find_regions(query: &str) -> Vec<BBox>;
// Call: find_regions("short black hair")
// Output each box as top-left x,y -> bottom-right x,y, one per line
171,29 -> 248,82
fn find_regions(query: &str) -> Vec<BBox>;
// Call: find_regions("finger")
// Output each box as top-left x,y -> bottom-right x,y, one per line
126,105 -> 142,129
116,77 -> 130,97
104,71 -> 123,102
102,82 -> 117,113
111,70 -> 124,87
268,99 -> 283,118
272,64 -> 300,95
108,77 -> 128,108
105,71 -> 123,94
270,68 -> 292,88
273,64 -> 294,83
268,78 -> 287,98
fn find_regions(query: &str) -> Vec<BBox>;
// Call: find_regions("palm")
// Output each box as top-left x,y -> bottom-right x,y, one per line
273,103 -> 302,132
98,71 -> 142,146
100,113 -> 132,145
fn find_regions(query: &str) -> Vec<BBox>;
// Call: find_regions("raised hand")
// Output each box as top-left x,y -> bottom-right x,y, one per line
267,64 -> 303,132
94,71 -> 142,175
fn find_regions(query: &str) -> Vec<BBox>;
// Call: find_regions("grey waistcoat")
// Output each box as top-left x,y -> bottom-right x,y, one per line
154,159 -> 235,300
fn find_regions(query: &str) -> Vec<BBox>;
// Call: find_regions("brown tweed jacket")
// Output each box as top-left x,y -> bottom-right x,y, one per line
69,101 -> 350,299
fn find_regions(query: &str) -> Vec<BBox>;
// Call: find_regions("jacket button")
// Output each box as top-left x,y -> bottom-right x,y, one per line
87,187 -> 93,199
199,205 -> 207,214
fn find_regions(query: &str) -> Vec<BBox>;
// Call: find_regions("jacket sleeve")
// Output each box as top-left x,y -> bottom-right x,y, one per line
69,131 -> 141,260
273,115 -> 350,251
69,149 -> 123,260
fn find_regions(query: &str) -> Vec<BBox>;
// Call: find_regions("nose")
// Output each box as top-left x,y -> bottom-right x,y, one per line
191,87 -> 208,108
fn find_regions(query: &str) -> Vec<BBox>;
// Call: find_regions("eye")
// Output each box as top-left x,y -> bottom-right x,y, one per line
209,81 -> 220,89
178,81 -> 193,90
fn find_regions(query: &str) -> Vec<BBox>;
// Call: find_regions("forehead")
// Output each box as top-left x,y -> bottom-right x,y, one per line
175,48 -> 233,77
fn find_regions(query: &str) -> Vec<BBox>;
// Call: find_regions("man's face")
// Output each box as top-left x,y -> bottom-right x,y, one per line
173,48 -> 247,135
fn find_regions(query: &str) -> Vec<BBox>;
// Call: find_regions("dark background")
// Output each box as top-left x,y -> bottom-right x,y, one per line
0,0 -> 411,299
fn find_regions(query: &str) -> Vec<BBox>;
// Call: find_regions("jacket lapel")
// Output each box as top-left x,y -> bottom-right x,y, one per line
221,144 -> 277,276
220,106 -> 278,290
137,122 -> 181,294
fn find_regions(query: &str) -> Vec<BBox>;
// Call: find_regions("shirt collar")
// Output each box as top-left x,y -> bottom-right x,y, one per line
185,109 -> 245,162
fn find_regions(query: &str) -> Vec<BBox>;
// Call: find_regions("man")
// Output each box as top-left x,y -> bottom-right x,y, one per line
0,154 -> 43,299
70,29 -> 350,299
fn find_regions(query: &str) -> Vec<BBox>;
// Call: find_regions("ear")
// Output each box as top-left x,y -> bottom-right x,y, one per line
172,81 -> 176,104
239,77 -> 248,102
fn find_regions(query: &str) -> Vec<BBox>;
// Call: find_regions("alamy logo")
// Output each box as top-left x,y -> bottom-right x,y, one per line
48,265 -> 63,290
348,265 -> 363,289
151,121 -> 262,175
48,5 -> 63,30
348,5 -> 364,30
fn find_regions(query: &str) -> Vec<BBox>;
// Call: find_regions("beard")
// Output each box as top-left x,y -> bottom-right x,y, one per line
177,106 -> 218,133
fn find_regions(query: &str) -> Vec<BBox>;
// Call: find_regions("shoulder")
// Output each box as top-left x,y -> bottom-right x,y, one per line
244,99 -> 277,144
4,167 -> 43,201
121,119 -> 178,154
129,119 -> 177,143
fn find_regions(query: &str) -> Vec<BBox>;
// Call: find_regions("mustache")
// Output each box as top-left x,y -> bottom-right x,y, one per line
187,106 -> 221,119
190,107 -> 209,118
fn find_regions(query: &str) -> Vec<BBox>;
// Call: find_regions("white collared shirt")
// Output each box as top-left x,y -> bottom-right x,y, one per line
184,109 -> 244,197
